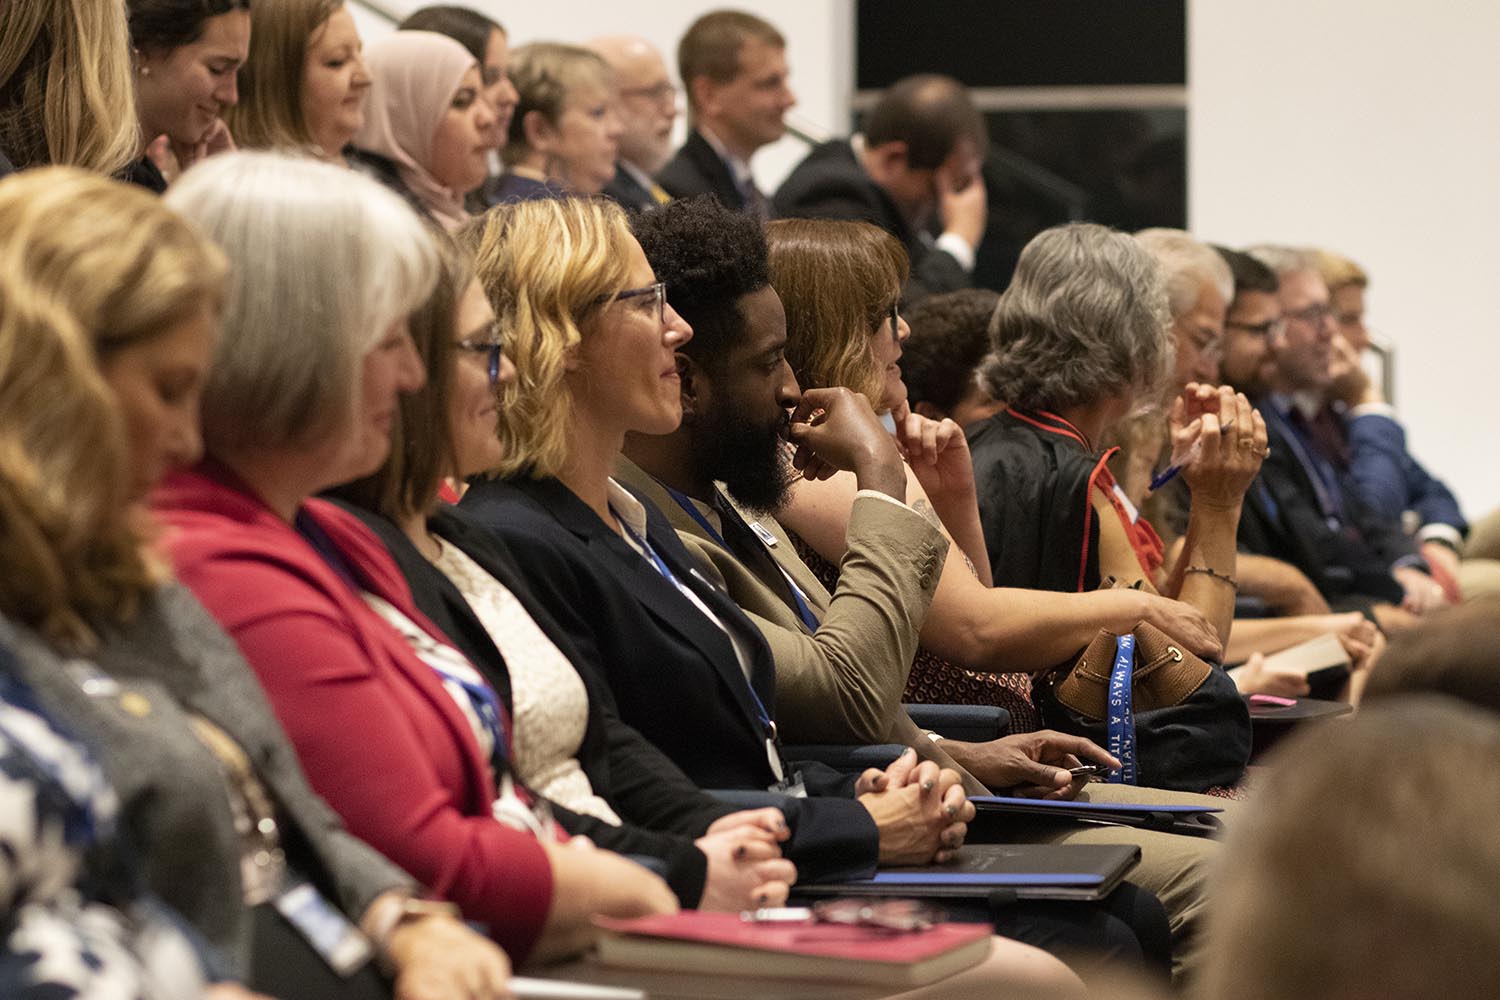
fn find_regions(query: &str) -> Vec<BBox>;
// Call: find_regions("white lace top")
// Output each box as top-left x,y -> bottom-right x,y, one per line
432,538 -> 621,824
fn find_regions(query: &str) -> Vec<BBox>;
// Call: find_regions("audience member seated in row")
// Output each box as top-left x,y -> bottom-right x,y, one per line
966,223 -> 1264,662
486,43 -> 621,204
657,9 -> 792,217
127,0 -> 251,189
1314,247 -> 1500,601
774,75 -> 987,303
901,288 -> 1008,429
1200,696 -> 1500,1000
588,35 -> 679,211
1235,245 -> 1443,630
0,278 -> 212,1000
327,233 -> 798,911
229,0 -> 370,162
152,152 -> 688,968
0,165 -> 510,998
0,0 -> 140,178
455,195 -> 1174,979
350,31 -> 496,231
398,4 -> 518,201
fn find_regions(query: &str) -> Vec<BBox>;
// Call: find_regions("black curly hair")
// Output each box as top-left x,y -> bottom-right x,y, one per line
901,288 -> 1000,413
630,196 -> 770,374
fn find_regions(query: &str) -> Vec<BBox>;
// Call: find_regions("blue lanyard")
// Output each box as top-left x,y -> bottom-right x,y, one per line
1105,634 -> 1138,785
1267,404 -> 1344,527
614,503 -> 779,737
661,485 -> 821,633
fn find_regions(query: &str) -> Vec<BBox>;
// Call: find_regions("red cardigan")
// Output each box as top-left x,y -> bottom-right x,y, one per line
153,462 -> 555,962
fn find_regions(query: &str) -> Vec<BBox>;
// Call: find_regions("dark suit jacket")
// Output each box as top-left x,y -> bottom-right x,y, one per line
1345,410 -> 1467,535
601,162 -> 663,213
656,129 -> 747,211
459,474 -> 880,882
335,499 -> 745,906
772,139 -> 971,302
1238,401 -> 1416,606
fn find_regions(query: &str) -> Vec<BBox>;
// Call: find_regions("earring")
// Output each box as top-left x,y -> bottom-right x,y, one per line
139,66 -> 150,76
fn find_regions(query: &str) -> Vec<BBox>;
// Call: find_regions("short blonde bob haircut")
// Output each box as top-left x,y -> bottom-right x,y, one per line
165,151 -> 438,456
462,197 -> 634,479
0,168 -> 227,361
225,0 -> 345,152
765,218 -> 909,409
1312,247 -> 1368,293
503,42 -> 614,168
0,0 -> 139,173
0,263 -> 150,653
981,223 -> 1172,413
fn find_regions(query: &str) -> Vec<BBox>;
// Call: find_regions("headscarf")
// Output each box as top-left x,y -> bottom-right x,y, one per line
355,31 -> 477,231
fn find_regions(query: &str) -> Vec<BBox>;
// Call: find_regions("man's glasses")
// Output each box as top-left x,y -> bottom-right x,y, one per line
1283,303 -> 1333,329
596,282 -> 667,324
618,82 -> 678,107
457,324 -> 505,384
1224,316 -> 1287,339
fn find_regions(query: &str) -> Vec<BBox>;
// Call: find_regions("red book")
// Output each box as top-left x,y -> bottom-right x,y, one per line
593,910 -> 991,988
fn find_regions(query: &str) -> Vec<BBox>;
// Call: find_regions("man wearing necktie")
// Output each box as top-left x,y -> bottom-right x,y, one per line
590,35 -> 678,213
656,10 -> 794,218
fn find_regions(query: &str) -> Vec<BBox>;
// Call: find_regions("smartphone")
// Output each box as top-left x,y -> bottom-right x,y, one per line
1068,764 -> 1113,778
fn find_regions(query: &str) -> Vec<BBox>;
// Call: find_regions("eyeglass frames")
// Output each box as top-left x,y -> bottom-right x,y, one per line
595,281 -> 667,324
457,322 -> 505,384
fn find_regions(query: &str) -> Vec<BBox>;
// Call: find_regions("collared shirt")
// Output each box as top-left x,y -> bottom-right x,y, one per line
607,478 -> 761,683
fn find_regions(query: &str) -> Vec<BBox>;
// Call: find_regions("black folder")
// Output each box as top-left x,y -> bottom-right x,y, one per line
794,843 -> 1141,902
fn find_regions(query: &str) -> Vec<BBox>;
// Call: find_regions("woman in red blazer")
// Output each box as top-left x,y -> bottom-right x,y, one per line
153,151 -> 676,968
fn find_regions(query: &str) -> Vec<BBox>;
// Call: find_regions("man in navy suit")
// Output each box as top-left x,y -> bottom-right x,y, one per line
656,10 -> 794,218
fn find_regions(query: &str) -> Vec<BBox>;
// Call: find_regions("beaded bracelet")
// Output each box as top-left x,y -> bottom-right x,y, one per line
1185,565 -> 1238,590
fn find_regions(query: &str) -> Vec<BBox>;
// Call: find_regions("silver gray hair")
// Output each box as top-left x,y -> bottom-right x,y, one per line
165,151 -> 438,455
1134,228 -> 1233,320
1244,244 -> 1318,280
980,222 -> 1172,412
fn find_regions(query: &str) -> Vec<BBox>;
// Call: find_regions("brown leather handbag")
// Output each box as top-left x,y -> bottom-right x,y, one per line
1052,621 -> 1210,717
1034,619 -> 1251,792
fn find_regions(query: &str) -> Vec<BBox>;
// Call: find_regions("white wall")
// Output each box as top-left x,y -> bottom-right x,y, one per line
1190,0 -> 1500,517
351,0 -> 853,192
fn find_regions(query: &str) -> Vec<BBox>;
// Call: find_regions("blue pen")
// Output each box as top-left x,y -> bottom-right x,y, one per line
1148,420 -> 1234,493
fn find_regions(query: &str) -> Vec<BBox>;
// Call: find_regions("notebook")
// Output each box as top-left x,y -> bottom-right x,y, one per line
970,794 -> 1224,836
795,843 -> 1141,902
593,910 -> 991,988
1259,632 -> 1353,697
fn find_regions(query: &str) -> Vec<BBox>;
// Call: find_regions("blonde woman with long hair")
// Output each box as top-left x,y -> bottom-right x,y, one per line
0,0 -> 139,176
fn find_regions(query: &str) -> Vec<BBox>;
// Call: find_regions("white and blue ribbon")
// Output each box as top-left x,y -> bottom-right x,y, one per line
1106,634 -> 1138,785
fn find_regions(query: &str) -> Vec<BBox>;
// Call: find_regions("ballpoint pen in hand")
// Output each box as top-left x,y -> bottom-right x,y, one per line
1148,420 -> 1234,493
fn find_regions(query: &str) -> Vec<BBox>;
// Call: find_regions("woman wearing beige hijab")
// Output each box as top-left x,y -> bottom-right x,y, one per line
351,30 -> 496,231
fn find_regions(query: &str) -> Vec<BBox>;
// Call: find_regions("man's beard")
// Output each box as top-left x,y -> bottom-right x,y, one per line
698,407 -> 794,514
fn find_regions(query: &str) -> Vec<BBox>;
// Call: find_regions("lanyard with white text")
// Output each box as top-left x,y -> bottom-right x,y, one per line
615,504 -> 798,790
662,484 -> 821,633
1106,634 -> 1138,785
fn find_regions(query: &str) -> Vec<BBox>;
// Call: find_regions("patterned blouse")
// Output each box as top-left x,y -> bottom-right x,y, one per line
0,660 -> 206,1000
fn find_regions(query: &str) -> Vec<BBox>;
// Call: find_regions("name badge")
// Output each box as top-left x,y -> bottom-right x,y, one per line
273,880 -> 374,977
749,522 -> 779,548
769,767 -> 807,799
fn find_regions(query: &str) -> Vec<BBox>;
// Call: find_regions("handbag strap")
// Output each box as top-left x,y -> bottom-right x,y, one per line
1106,634 -> 1138,785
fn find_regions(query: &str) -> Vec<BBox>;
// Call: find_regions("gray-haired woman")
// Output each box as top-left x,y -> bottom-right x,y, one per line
969,222 -> 1266,650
